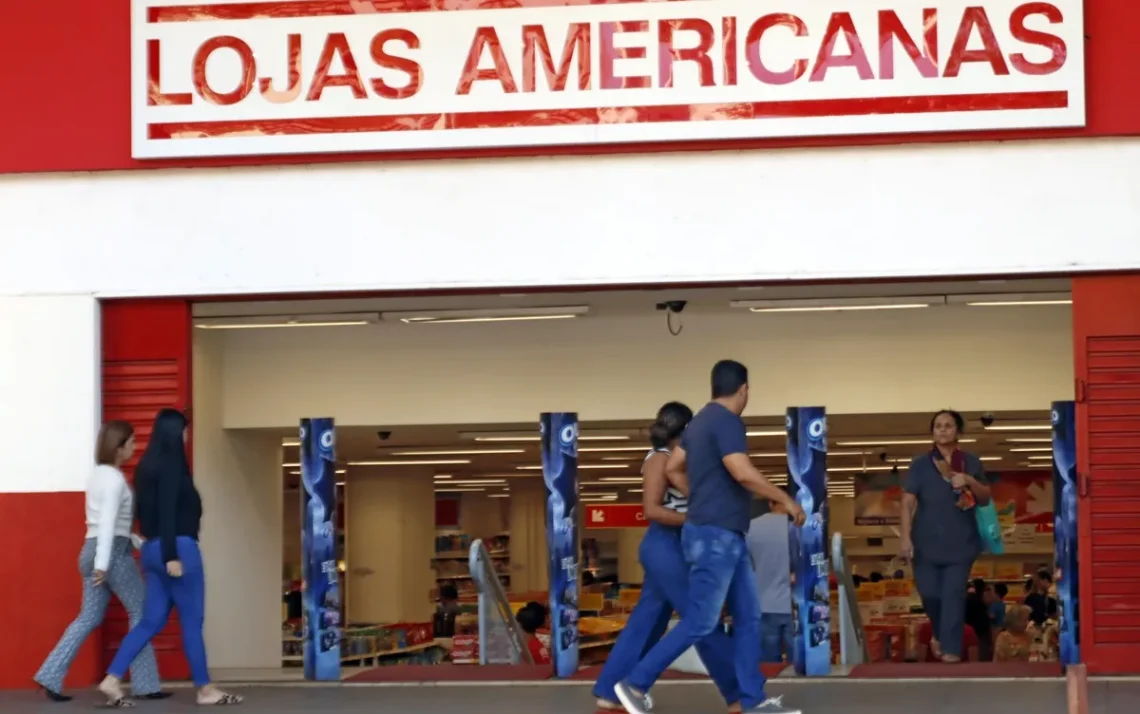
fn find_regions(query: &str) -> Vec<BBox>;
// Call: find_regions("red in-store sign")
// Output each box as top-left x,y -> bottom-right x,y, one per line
585,504 -> 647,529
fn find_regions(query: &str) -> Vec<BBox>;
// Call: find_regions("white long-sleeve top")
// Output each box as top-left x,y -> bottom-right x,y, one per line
85,464 -> 134,572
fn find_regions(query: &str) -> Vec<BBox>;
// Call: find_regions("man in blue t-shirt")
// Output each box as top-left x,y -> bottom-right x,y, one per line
615,360 -> 806,714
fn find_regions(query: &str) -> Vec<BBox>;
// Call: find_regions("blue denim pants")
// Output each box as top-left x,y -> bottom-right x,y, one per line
594,523 -> 739,703
759,613 -> 794,663
626,523 -> 767,707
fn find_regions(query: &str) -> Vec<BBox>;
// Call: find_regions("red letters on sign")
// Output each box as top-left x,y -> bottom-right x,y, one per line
522,24 -> 591,93
811,12 -> 874,82
370,29 -> 423,100
193,36 -> 256,105
599,21 -> 651,90
457,27 -> 519,94
150,2 -> 1069,109
878,9 -> 939,80
258,33 -> 302,103
944,7 -> 1010,77
745,14 -> 808,85
658,19 -> 715,89
307,33 -> 368,101
147,39 -> 192,106
1009,1 -> 1067,75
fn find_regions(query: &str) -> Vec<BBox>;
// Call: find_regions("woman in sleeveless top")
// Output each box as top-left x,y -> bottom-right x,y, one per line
593,402 -> 740,712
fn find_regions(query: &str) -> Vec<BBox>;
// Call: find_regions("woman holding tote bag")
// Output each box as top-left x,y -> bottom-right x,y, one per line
898,409 -> 995,664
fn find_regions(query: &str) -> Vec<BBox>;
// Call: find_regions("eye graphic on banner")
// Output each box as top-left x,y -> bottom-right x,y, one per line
541,412 -> 580,678
300,417 -> 341,682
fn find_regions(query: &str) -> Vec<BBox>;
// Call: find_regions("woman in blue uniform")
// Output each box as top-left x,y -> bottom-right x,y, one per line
593,402 -> 740,712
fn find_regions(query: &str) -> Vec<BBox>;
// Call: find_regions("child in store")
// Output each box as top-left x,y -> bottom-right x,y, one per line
994,604 -> 1033,662
516,604 -> 551,665
434,584 -> 462,637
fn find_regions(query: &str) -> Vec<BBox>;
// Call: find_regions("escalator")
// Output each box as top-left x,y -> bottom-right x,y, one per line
469,538 -> 535,665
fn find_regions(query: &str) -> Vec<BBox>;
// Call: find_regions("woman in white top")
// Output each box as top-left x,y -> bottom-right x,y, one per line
33,421 -> 169,703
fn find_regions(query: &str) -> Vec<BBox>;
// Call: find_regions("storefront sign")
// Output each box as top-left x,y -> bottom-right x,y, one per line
1051,401 -> 1080,666
786,407 -> 830,677
540,412 -> 580,678
299,417 -> 341,681
585,504 -> 646,529
131,0 -> 1085,159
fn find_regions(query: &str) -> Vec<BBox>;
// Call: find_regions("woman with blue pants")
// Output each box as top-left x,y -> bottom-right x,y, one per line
594,402 -> 740,713
97,409 -> 243,708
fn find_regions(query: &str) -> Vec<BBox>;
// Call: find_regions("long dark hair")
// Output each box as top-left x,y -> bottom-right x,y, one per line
649,402 -> 693,449
136,408 -> 191,485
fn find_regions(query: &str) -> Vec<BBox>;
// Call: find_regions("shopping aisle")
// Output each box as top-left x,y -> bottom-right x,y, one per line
0,679 -> 1130,713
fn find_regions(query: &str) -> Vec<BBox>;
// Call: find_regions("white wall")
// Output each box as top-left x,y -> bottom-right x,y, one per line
0,296 -> 99,493
193,330 -> 284,669
217,302 -> 1073,428
0,139 -> 1137,300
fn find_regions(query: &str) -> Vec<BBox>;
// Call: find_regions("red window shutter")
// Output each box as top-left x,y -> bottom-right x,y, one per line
100,300 -> 192,681
1072,276 -> 1140,674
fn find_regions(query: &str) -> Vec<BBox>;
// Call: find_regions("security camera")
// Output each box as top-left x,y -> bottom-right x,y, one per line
878,452 -> 888,463
376,430 -> 392,441
655,300 -> 687,313
980,413 -> 995,428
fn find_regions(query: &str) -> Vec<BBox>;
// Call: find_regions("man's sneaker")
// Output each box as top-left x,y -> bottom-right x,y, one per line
613,681 -> 653,714
742,696 -> 801,714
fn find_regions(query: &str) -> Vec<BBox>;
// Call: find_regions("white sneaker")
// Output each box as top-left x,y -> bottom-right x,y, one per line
613,681 -> 653,714
742,696 -> 801,714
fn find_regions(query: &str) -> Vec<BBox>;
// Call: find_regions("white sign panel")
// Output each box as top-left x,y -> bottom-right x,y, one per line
131,0 -> 1086,158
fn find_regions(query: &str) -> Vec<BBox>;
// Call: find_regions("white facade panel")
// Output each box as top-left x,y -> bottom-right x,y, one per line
0,138 -> 1136,300
0,296 -> 100,493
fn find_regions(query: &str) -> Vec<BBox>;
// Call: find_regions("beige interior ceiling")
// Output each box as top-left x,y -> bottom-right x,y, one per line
194,277 -> 1072,318
275,409 -> 1055,500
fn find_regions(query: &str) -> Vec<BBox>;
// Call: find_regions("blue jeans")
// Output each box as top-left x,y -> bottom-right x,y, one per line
594,523 -> 739,703
760,613 -> 793,663
107,537 -> 211,687
627,523 -> 766,707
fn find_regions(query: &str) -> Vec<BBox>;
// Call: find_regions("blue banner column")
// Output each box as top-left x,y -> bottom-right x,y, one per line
540,413 -> 580,677
786,407 -> 830,676
300,418 -> 341,681
1051,401 -> 1081,667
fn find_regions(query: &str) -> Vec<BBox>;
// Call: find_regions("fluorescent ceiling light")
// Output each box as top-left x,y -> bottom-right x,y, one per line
579,446 -> 650,453
1010,447 -> 1053,453
731,296 -> 945,313
1027,455 -> 1053,461
1005,438 -> 1052,443
628,489 -> 643,494
433,479 -> 508,485
746,430 -> 785,437
598,477 -> 644,483
1022,462 -> 1053,468
283,463 -> 300,468
946,292 -> 1071,307
282,440 -> 300,447
435,487 -> 486,493
488,494 -> 510,498
983,424 -> 1051,431
751,450 -> 867,458
836,438 -> 977,446
516,464 -> 629,471
464,433 -> 630,443
828,466 -> 895,473
383,306 -> 588,325
434,474 -> 452,479
601,456 -> 638,461
348,459 -> 471,466
581,494 -> 619,501
391,449 -> 525,456
194,312 -> 379,330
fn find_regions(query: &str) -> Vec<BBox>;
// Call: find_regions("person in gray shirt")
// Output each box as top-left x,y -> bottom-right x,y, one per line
899,410 -> 993,663
746,492 -> 797,663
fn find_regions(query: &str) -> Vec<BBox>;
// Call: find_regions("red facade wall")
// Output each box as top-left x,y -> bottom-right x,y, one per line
1,0 -> 1139,174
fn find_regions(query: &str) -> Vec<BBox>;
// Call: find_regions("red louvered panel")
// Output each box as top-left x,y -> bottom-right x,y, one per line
99,300 -> 192,681
1073,275 -> 1140,674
